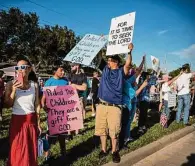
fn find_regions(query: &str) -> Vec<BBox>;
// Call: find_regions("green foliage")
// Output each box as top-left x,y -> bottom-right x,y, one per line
0,8 -> 80,73
169,68 -> 180,78
1,108 -> 195,166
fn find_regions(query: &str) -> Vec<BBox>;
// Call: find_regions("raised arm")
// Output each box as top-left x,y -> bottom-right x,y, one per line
135,55 -> 145,77
167,72 -> 182,86
4,81 -> 22,108
124,43 -> 134,75
136,80 -> 148,96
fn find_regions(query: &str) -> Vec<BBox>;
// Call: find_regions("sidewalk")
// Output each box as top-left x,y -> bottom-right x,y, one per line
134,131 -> 195,166
103,125 -> 195,166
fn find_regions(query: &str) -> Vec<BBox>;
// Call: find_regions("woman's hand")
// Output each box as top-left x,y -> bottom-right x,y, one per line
12,80 -> 22,92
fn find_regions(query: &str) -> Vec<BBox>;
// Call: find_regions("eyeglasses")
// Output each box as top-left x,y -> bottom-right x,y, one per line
14,65 -> 29,71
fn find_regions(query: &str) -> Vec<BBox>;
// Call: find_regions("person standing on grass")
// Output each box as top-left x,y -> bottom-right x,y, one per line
122,55 -> 145,145
91,71 -> 100,117
176,64 -> 195,125
0,70 -> 5,123
161,73 -> 182,125
95,43 -> 133,163
4,58 -> 41,166
137,71 -> 152,134
67,63 -> 87,120
41,66 -> 69,158
121,77 -> 149,148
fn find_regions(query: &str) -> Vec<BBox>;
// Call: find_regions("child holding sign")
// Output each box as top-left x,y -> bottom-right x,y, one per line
41,66 -> 69,158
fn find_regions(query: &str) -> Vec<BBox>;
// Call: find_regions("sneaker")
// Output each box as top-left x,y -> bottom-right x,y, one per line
91,113 -> 96,117
112,151 -> 121,163
99,150 -> 107,159
142,126 -> 147,131
124,137 -> 134,145
185,123 -> 191,126
138,127 -> 144,134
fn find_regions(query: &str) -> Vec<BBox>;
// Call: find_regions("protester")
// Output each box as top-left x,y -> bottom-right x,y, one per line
91,71 -> 99,117
68,63 -> 87,120
137,71 -> 153,134
121,77 -> 149,147
176,64 -> 195,125
121,56 -> 145,145
39,79 -> 44,97
161,73 -> 182,124
41,66 -> 69,158
0,70 -> 5,122
95,43 -> 133,163
4,58 -> 41,166
190,82 -> 195,116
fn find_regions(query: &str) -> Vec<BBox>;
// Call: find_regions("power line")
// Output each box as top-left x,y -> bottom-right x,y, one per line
26,0 -> 100,32
0,4 -> 85,36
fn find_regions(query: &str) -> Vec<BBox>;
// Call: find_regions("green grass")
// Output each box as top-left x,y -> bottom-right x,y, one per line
0,107 -> 195,166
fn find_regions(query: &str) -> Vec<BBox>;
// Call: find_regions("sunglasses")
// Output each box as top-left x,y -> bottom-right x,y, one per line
14,65 -> 30,71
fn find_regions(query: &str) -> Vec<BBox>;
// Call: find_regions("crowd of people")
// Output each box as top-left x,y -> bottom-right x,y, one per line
0,43 -> 195,166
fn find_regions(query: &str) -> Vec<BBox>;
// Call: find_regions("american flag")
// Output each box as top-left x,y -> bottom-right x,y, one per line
160,113 -> 168,127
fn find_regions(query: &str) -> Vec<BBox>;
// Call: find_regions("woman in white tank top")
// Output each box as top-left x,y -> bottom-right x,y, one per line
4,58 -> 41,166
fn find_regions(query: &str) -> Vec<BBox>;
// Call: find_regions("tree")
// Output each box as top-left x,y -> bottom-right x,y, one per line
169,68 -> 180,78
0,8 -> 79,74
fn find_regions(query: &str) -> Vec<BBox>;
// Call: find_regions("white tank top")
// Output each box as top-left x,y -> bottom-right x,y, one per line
12,81 -> 36,115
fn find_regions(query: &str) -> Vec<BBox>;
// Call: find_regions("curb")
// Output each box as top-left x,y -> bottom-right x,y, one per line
103,125 -> 195,166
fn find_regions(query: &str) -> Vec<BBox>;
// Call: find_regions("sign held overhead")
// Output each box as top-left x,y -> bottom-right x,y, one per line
106,12 -> 136,55
64,34 -> 107,66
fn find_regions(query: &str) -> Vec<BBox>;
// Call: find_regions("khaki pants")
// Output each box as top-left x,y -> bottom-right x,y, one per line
95,104 -> 122,138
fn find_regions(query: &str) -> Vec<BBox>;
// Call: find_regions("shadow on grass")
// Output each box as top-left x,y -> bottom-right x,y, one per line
45,136 -> 100,166
0,137 -> 9,160
120,104 -> 178,149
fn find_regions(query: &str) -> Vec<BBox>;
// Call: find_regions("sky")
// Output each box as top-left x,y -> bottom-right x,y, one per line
0,0 -> 195,72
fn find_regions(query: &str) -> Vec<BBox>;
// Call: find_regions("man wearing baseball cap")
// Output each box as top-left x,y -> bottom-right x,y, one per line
95,43 -> 134,163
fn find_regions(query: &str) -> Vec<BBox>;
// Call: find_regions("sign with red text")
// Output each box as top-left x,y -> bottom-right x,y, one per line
106,12 -> 136,55
43,85 -> 83,135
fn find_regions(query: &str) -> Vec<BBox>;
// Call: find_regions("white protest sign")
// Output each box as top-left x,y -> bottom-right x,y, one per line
168,92 -> 177,108
106,12 -> 136,55
64,34 -> 107,66
151,55 -> 160,72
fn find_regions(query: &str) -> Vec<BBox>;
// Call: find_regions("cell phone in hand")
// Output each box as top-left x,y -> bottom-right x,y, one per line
16,72 -> 24,85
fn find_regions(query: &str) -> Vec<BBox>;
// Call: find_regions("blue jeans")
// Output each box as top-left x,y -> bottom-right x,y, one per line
163,100 -> 170,120
125,102 -> 136,139
176,94 -> 191,124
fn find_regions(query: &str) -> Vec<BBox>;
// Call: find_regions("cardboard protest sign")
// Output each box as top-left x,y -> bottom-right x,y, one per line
43,85 -> 83,135
64,34 -> 107,66
106,12 -> 136,55
168,92 -> 177,108
151,55 -> 160,72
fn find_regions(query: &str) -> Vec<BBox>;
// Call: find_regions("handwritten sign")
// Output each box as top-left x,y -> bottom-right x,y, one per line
168,92 -> 177,108
106,12 -> 136,55
43,86 -> 83,135
64,34 -> 107,66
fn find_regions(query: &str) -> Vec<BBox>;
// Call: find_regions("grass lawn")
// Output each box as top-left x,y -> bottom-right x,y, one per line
0,106 -> 195,166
